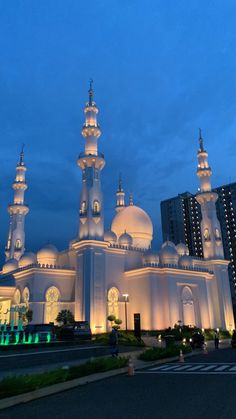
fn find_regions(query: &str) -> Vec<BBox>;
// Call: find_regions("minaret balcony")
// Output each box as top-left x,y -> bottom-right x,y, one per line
79,210 -> 87,217
8,203 -> 29,215
92,210 -> 101,217
82,126 -> 101,138
14,247 -> 22,252
77,153 -> 105,170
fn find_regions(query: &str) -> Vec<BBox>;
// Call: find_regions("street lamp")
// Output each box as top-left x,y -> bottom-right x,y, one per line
122,294 -> 129,332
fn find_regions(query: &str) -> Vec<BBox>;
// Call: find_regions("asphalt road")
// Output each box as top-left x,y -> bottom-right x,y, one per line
2,347 -> 236,419
0,343 -> 138,376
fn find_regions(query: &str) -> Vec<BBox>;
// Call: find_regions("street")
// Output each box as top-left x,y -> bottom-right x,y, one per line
0,343 -> 138,377
2,346 -> 236,419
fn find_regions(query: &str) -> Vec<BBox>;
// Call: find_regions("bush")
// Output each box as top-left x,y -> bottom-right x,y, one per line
56,310 -> 74,325
95,331 -> 144,346
0,357 -> 128,399
139,344 -> 191,361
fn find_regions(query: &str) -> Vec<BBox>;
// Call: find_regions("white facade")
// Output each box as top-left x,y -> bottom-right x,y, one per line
0,90 -> 234,333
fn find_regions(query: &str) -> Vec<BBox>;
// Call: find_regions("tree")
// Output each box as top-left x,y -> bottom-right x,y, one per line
19,309 -> 33,324
107,314 -> 116,329
114,318 -> 122,330
25,309 -> 33,323
56,309 -> 74,325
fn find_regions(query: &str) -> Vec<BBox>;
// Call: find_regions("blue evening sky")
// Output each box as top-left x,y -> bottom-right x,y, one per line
0,0 -> 236,261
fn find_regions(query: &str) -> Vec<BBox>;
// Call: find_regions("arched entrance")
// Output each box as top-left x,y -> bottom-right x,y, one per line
107,287 -> 119,319
44,286 -> 60,324
182,286 -> 196,327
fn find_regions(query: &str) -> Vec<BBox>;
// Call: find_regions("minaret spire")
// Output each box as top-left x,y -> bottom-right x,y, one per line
198,128 -> 204,152
77,82 -> 105,240
115,174 -> 125,212
195,133 -> 224,259
19,144 -> 25,165
5,149 -> 29,261
88,78 -> 93,106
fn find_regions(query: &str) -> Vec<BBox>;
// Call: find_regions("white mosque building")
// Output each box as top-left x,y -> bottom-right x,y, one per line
0,83 -> 234,333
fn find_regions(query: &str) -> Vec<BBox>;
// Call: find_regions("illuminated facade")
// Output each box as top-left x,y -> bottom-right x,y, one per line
0,87 -> 234,333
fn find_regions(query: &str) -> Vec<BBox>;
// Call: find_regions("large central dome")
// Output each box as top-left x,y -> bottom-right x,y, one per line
111,205 -> 153,249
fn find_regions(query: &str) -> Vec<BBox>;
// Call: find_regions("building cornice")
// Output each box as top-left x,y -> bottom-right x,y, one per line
71,240 -> 109,251
124,266 -> 213,279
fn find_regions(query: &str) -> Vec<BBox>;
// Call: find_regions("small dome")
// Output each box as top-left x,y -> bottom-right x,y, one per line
37,244 -> 58,266
179,255 -> 193,268
104,230 -> 117,244
176,243 -> 189,257
111,205 -> 153,249
2,258 -> 19,274
161,240 -> 176,250
159,241 -> 179,265
118,232 -> 133,247
19,252 -> 36,268
143,250 -> 159,264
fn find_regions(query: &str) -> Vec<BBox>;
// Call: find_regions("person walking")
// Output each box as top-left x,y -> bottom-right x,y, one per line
109,326 -> 119,357
214,332 -> 219,349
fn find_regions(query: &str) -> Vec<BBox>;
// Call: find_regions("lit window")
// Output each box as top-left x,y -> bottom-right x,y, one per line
15,239 -> 21,249
93,200 -> 100,214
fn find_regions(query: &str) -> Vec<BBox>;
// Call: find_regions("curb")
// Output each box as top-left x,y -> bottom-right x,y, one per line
0,366 -> 129,410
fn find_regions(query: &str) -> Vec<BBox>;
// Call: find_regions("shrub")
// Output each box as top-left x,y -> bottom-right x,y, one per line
56,310 -> 74,325
139,344 -> 191,361
0,357 -> 128,399
95,331 -> 144,346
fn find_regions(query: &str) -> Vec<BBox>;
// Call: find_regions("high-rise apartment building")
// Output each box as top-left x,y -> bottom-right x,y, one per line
161,182 -> 236,295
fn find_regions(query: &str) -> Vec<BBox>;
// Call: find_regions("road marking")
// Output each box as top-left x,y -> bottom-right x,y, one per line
214,365 -> 230,371
137,363 -> 236,375
199,365 -> 217,371
186,365 -> 205,371
0,345 -> 104,359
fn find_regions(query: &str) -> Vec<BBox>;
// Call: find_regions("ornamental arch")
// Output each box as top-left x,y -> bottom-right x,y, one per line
44,286 -> 60,324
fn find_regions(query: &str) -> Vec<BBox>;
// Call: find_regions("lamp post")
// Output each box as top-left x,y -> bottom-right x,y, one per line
122,294 -> 129,332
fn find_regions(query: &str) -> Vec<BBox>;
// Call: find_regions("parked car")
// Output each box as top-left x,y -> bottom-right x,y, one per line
231,330 -> 236,348
190,332 -> 204,349
24,324 -> 56,342
59,321 -> 92,341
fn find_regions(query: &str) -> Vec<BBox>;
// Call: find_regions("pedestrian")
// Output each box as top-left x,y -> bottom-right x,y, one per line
109,326 -> 119,357
214,332 -> 219,349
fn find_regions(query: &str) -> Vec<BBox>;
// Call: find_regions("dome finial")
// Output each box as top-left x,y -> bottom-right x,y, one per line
88,78 -> 93,106
118,173 -> 123,191
198,128 -> 204,152
129,193 -> 133,206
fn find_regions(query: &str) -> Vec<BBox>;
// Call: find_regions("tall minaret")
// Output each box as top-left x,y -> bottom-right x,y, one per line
77,81 -> 105,240
115,175 -> 125,212
5,147 -> 29,261
195,130 -> 224,259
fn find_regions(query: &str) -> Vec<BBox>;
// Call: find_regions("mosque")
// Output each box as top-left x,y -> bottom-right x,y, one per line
0,83 -> 234,333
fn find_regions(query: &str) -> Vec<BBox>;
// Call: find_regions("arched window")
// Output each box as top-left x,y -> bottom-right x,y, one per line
203,228 -> 210,241
93,200 -> 100,215
182,286 -> 196,327
80,201 -> 87,215
215,228 -> 221,240
15,239 -> 22,249
45,286 -> 60,303
14,289 -> 21,305
107,287 -> 119,319
44,286 -> 60,324
23,287 -> 30,304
